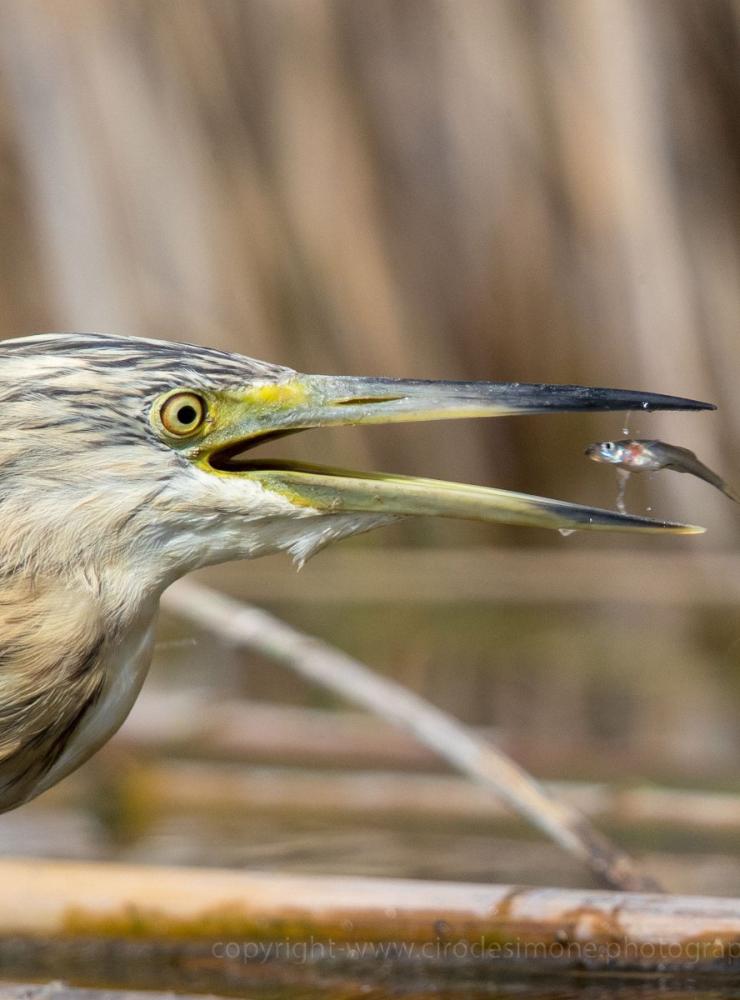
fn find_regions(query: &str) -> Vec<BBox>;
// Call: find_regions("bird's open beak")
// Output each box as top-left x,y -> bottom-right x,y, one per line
203,375 -> 714,534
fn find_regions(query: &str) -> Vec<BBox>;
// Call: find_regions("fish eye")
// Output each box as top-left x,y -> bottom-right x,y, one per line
159,391 -> 207,437
603,441 -> 615,451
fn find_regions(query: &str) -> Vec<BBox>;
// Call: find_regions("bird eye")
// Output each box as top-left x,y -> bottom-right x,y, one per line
159,392 -> 207,437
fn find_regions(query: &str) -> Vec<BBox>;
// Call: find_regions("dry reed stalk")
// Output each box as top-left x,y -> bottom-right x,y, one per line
3,857 -> 740,974
162,579 -> 659,892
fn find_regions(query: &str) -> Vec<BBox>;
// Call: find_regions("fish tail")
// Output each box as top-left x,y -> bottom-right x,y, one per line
720,481 -> 740,505
685,458 -> 740,504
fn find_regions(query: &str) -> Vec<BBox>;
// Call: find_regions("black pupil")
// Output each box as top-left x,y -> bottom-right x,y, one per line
176,404 -> 198,425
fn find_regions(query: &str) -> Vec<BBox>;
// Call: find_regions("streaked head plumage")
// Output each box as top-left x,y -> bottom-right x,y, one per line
0,333 -> 356,593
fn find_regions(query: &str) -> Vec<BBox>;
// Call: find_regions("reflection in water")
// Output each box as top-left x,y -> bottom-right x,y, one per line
2,958 -> 738,999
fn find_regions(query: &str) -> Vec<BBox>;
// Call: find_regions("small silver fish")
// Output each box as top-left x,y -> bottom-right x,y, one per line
586,439 -> 740,503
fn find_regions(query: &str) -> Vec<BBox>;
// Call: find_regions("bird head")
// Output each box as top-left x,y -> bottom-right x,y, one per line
0,334 -> 711,604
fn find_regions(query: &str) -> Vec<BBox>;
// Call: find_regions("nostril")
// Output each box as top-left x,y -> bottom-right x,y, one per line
334,396 -> 404,406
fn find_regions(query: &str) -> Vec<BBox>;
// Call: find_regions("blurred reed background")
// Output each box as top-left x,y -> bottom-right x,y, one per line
0,0 -> 739,892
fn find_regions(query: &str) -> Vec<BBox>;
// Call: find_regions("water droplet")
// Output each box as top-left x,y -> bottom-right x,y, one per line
647,505 -> 653,512
558,528 -> 576,537
622,410 -> 632,435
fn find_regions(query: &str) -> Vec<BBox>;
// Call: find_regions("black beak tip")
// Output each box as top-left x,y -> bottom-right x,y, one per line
593,388 -> 717,412
518,385 -> 717,413
646,396 -> 717,413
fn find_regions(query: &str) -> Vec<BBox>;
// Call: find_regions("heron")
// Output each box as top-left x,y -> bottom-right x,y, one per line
0,332 -> 713,815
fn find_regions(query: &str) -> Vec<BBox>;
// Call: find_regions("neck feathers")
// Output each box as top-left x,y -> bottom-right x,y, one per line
0,574 -> 107,811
